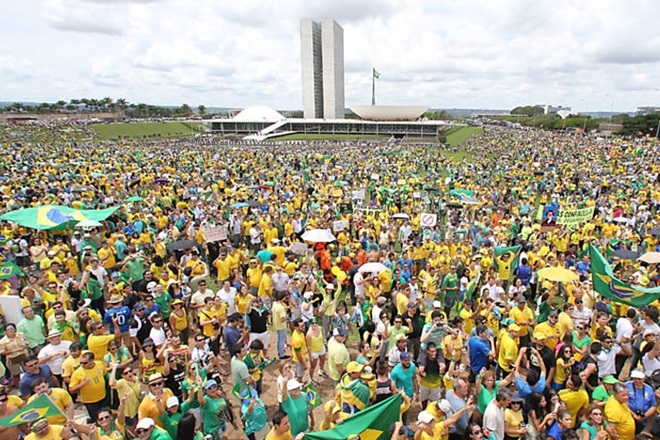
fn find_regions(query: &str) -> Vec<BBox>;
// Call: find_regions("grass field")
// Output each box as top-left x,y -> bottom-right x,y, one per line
441,126 -> 482,161
269,133 -> 390,141
92,122 -> 203,140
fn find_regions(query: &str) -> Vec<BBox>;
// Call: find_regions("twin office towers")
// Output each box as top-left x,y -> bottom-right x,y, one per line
300,18 -> 345,119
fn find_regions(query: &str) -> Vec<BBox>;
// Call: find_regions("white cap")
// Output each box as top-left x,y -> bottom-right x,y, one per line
304,292 -> 313,300
147,281 -> 158,292
631,369 -> 645,379
432,300 -> 442,309
326,283 -> 335,290
166,396 -> 180,408
136,418 -> 155,430
287,379 -> 302,391
417,410 -> 435,424
438,399 -> 453,415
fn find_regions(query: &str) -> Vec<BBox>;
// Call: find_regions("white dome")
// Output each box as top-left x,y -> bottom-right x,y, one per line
232,106 -> 285,123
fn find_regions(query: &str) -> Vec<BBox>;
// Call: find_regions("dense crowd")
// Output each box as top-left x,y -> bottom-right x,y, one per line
0,121 -> 659,440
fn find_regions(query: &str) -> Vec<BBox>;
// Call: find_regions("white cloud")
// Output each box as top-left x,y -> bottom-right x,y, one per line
1,0 -> 660,111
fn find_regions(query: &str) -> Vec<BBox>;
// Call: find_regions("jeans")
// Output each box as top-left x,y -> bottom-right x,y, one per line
277,329 -> 287,358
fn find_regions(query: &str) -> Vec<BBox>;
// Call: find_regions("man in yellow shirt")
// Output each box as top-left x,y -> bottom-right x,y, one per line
258,266 -> 274,304
604,382 -> 635,439
509,296 -> 535,347
24,418 -> 67,440
213,252 -> 231,283
246,259 -> 263,295
28,378 -> 74,426
68,352 -> 107,421
533,312 -> 562,351
498,324 -> 520,375
138,373 -> 174,429
87,319 -> 120,361
558,374 -> 589,428
97,241 -> 116,271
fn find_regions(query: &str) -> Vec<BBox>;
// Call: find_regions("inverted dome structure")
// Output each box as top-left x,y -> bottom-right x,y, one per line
350,105 -> 428,121
232,106 -> 285,123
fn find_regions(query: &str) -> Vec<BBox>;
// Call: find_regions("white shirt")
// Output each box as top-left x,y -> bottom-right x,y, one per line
271,272 -> 290,292
354,272 -> 365,296
38,341 -> 71,375
615,317 -> 634,351
596,345 -> 622,377
150,326 -> 166,347
572,306 -> 594,328
217,287 -> 237,315
191,289 -> 215,308
483,400 -> 505,440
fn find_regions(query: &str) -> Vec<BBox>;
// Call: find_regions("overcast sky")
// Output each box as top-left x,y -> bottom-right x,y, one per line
2,0 -> 660,112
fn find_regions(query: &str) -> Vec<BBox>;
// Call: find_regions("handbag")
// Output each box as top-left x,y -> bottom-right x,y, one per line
8,354 -> 26,365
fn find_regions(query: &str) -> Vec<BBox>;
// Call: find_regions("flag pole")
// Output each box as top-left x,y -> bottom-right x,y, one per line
371,68 -> 375,106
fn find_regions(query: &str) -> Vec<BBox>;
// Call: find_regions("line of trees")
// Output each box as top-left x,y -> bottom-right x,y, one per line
3,98 -> 206,118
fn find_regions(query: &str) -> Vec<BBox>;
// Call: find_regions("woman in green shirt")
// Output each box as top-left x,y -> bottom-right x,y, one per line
197,379 -> 233,440
475,368 -> 514,414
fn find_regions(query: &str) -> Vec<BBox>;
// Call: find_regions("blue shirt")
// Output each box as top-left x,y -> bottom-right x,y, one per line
515,374 -> 546,399
546,420 -> 564,440
627,381 -> 656,415
256,250 -> 273,264
468,336 -> 491,373
446,389 -> 469,434
390,362 -> 416,397
224,325 -> 242,357
103,306 -> 133,333
19,365 -> 53,397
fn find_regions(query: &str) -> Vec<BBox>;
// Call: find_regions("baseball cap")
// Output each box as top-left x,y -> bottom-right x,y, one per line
631,370 -> 645,379
602,375 -> 618,384
346,361 -> 364,374
508,324 -> 521,332
287,379 -> 302,391
333,328 -> 347,337
133,303 -> 145,311
166,396 -> 180,408
437,399 -> 453,415
204,379 -> 218,390
136,418 -> 155,430
400,352 -> 411,361
326,284 -> 335,290
533,332 -> 546,340
432,300 -> 442,309
417,410 -> 435,424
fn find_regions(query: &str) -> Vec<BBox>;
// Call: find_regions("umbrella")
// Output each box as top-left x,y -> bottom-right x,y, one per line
612,217 -> 629,224
155,178 -> 169,184
230,202 -> 250,209
263,181 -> 276,186
358,262 -> 388,274
247,200 -> 261,207
91,172 -> 104,178
126,196 -> 144,203
461,196 -> 480,205
71,186 -> 89,192
611,249 -> 639,260
289,243 -> 308,255
638,252 -> 660,264
75,220 -> 103,228
167,240 -> 198,252
334,180 -> 349,187
301,229 -> 336,243
537,267 -> 580,283
391,213 -> 410,220
449,189 -> 474,197
648,227 -> 660,236
446,202 -> 463,209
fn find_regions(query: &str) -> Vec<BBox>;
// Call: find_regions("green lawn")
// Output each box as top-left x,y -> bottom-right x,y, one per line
442,126 -> 482,161
92,122 -> 203,140
269,133 -> 390,141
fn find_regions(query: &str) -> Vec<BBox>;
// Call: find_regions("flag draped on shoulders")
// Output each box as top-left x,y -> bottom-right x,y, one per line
338,375 -> 371,417
494,245 -> 521,282
589,244 -> 660,307
305,394 -> 401,440
0,394 -> 63,427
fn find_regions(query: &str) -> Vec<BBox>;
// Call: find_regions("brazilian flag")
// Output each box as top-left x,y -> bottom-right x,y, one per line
303,382 -> 323,409
305,394 -> 401,440
494,245 -> 522,282
0,394 -> 63,426
589,244 -> 660,307
0,261 -> 23,279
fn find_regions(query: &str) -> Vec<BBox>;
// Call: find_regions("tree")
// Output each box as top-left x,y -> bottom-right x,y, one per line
511,105 -> 545,117
197,105 -> 206,116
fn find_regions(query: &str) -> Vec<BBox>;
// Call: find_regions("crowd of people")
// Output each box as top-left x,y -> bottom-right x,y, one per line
0,121 -> 658,440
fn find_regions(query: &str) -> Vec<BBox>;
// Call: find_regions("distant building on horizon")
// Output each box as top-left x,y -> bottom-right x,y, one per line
300,18 -> 345,119
636,106 -> 660,116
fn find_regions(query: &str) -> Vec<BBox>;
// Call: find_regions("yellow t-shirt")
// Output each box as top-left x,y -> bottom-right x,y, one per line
25,425 -> 65,440
498,332 -> 519,373
214,258 -> 230,281
258,275 -> 273,299
235,294 -> 254,315
509,306 -> 534,337
292,329 -> 307,363
199,308 -> 217,338
604,395 -> 635,440
87,334 -> 116,361
533,322 -> 562,351
247,267 -> 263,288
558,388 -> 589,426
69,361 -> 107,403
138,389 -> 174,428
265,428 -> 292,440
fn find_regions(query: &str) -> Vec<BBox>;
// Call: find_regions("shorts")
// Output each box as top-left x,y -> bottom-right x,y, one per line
311,346 -> 326,360
249,331 -> 271,348
419,385 -> 441,402
294,361 -> 305,378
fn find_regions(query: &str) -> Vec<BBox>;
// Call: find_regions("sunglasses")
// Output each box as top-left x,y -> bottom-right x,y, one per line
149,382 -> 163,387
0,398 -> 7,403
511,402 -> 522,405
576,326 -> 585,330
123,369 -> 133,375
136,429 -> 148,434
153,320 -> 163,324
196,338 -> 205,342
98,415 -> 110,421
471,429 -> 483,435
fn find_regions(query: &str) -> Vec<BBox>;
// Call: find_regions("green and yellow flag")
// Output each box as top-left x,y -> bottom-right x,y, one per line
372,68 -> 381,79
304,394 -> 401,440
303,382 -> 323,409
494,245 -> 522,282
0,394 -> 63,427
589,244 -> 660,307
0,260 -> 23,279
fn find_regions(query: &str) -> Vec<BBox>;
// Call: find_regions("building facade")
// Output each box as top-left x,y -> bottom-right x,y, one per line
300,18 -> 345,119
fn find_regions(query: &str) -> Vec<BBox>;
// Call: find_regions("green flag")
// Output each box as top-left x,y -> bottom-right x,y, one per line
304,394 -> 401,440
303,382 -> 323,409
0,394 -> 63,427
372,68 -> 381,79
493,245 -> 522,282
0,260 -> 23,279
589,244 -> 660,307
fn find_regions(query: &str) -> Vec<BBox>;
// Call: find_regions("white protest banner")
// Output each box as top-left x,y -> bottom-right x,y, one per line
332,220 -> 347,232
420,213 -> 437,228
203,225 -> 228,243
352,190 -> 365,200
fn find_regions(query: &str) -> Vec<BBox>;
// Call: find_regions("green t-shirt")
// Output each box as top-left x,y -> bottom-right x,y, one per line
180,367 -> 207,409
241,397 -> 268,435
477,382 -> 500,414
159,401 -> 190,439
154,292 -> 173,319
538,301 -> 553,324
579,420 -> 608,439
125,258 -> 145,282
591,384 -> 610,402
441,273 -> 459,298
282,393 -> 310,436
201,395 -> 227,434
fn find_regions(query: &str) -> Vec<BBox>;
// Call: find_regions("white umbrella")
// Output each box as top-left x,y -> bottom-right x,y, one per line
358,262 -> 388,274
75,219 -> 103,228
301,229 -> 336,243
638,252 -> 660,264
612,217 -> 629,224
392,213 -> 410,220
289,242 -> 308,255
